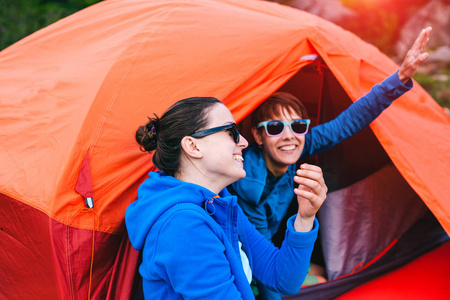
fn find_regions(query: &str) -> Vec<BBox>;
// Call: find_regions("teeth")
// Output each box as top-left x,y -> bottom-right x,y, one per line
233,155 -> 244,162
280,145 -> 296,151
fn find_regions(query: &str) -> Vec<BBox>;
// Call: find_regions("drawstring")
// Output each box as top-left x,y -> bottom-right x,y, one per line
204,195 -> 219,215
81,208 -> 99,300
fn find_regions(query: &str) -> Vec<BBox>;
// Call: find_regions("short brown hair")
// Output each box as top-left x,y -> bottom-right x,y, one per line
251,92 -> 309,128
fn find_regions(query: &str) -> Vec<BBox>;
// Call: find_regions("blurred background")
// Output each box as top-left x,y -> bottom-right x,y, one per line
1,0 -> 448,109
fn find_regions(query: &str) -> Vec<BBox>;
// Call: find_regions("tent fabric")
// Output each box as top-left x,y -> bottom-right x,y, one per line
75,151 -> 94,200
0,0 -> 449,299
0,0 -> 449,234
319,164 -> 428,279
0,193 -> 140,299
283,210 -> 448,299
270,61 -> 449,298
335,241 -> 450,300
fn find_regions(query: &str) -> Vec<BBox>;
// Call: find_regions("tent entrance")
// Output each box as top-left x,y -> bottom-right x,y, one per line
238,60 -> 449,299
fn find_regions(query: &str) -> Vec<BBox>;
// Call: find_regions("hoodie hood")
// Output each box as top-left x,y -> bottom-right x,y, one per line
125,171 -> 230,251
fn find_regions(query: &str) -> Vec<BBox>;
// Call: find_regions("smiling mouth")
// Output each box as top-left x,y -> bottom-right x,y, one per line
233,155 -> 244,162
279,145 -> 297,151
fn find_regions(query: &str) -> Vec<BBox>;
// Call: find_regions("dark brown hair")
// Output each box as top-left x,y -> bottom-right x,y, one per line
251,92 -> 309,128
136,97 -> 221,176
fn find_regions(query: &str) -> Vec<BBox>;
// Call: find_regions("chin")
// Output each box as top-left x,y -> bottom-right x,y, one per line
283,153 -> 301,165
238,170 -> 246,180
234,170 -> 246,181
279,158 -> 298,166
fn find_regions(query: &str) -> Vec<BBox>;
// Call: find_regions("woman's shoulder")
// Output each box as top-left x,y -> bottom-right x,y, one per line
158,202 -> 209,222
155,203 -> 220,232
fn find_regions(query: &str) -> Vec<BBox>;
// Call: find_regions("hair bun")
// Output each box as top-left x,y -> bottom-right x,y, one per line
136,114 -> 160,152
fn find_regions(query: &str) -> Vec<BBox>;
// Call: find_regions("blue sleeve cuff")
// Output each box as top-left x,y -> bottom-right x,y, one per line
370,70 -> 413,107
285,215 -> 319,247
389,70 -> 413,92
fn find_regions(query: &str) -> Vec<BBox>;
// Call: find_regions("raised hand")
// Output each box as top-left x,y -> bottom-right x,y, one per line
398,27 -> 432,84
293,163 -> 327,232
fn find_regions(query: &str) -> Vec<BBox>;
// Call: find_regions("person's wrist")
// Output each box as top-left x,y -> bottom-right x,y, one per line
294,214 -> 315,232
398,69 -> 409,85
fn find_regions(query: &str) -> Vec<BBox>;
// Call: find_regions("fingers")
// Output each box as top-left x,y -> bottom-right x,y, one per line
293,164 -> 327,227
293,163 -> 328,198
420,27 -> 432,50
408,52 -> 430,72
416,52 -> 430,65
398,27 -> 432,84
412,27 -> 432,52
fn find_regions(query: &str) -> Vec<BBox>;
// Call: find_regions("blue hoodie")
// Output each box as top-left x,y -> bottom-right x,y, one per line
125,171 -> 318,299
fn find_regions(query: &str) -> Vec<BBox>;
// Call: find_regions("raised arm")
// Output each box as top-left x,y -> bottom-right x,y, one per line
398,27 -> 432,84
301,28 -> 432,159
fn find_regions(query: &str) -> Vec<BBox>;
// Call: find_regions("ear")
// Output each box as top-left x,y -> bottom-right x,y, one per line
180,136 -> 203,159
251,127 -> 263,146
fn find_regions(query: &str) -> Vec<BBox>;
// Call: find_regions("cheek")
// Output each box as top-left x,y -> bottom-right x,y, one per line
253,130 -> 263,145
261,135 -> 279,149
296,136 -> 306,145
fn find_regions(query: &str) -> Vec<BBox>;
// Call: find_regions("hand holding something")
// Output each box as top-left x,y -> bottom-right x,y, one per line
398,27 -> 432,84
293,164 -> 327,232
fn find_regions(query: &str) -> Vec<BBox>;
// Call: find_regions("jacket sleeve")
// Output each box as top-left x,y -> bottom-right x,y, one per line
245,213 -> 319,295
151,208 -> 249,300
301,71 -> 413,158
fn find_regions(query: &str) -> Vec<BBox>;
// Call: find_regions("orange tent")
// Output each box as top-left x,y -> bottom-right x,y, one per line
0,0 -> 449,299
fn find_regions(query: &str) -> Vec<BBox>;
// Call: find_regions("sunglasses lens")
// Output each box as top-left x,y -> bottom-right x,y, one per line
266,121 -> 284,136
233,125 -> 240,143
291,120 -> 308,134
227,124 -> 240,143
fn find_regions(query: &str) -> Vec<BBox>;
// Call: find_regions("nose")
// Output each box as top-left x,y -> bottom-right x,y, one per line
281,124 -> 295,139
238,134 -> 249,149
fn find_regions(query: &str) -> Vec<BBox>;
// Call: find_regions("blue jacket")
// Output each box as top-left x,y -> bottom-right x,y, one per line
230,71 -> 413,239
125,171 -> 319,299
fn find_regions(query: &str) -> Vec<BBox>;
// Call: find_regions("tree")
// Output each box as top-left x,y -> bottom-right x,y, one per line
0,0 -> 101,50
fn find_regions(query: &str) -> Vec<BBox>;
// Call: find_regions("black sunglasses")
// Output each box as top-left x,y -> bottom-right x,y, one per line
191,123 -> 240,143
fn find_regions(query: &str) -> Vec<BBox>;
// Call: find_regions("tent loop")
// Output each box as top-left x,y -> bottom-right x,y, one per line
85,197 -> 94,209
75,151 -> 95,208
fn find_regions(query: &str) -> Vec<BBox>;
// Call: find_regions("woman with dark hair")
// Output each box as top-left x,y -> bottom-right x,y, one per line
228,27 -> 432,299
126,97 -> 328,299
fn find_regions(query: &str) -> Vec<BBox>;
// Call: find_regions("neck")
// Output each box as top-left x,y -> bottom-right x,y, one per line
176,167 -> 224,194
262,152 -> 288,178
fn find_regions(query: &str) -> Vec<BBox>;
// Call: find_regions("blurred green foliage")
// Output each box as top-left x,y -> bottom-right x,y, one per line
414,68 -> 450,109
0,0 -> 101,50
